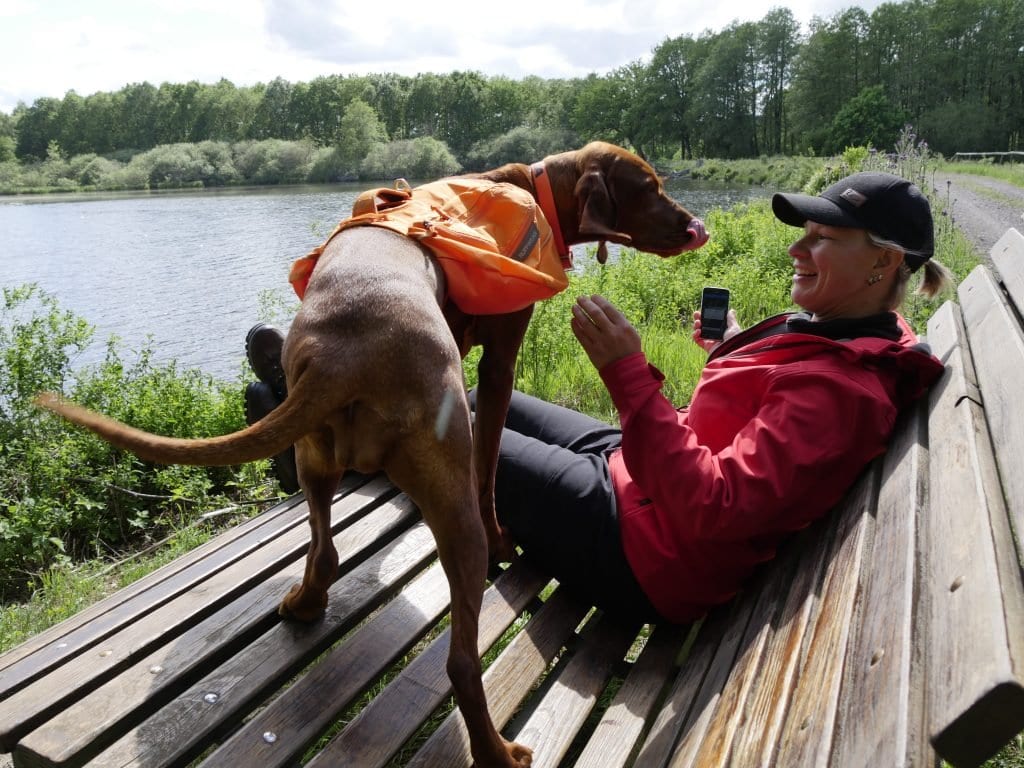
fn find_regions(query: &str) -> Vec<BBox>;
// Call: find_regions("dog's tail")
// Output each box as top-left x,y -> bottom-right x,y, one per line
34,387 -> 323,467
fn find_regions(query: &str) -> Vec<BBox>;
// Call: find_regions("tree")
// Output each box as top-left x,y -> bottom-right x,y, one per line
646,35 -> 705,159
828,85 -> 905,152
117,82 -> 159,150
405,73 -> 443,139
788,8 -> 872,153
436,71 -> 490,156
361,73 -> 412,140
336,98 -> 387,168
570,73 -> 625,145
250,78 -> 297,140
757,8 -> 802,155
14,97 -> 61,160
692,22 -> 761,158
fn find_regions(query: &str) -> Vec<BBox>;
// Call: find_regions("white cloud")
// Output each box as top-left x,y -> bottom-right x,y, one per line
0,0 -> 889,114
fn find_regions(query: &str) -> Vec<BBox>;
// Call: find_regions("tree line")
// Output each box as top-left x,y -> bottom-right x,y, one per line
0,0 -> 1020,174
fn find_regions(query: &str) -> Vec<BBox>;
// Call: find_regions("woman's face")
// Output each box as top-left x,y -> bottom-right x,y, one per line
789,221 -> 888,321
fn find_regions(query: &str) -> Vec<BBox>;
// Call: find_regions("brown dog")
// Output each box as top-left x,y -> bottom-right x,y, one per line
36,142 -> 702,767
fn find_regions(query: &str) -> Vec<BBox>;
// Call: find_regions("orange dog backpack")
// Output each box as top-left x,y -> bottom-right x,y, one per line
288,177 -> 570,315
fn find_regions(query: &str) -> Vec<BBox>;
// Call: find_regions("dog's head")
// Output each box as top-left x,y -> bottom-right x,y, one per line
570,142 -> 700,263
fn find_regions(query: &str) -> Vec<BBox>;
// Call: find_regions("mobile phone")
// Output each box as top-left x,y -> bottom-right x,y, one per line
699,286 -> 730,340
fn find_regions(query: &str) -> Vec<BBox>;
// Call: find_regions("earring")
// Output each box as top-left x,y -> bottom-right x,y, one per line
867,273 -> 883,286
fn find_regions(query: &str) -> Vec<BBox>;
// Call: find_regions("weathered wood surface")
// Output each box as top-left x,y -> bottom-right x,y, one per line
832,400 -> 930,768
13,483 -> 419,767
0,473 -> 365,691
921,235 -> 1024,767
572,624 -> 689,768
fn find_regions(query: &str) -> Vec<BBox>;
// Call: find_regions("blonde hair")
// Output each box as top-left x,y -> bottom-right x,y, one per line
867,233 -> 954,308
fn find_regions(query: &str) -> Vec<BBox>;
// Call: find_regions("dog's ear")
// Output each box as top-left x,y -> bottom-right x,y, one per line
575,168 -> 632,245
596,240 -> 609,264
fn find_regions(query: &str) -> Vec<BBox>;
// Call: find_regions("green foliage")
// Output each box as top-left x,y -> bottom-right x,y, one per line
359,137 -> 461,181
336,98 -> 388,169
670,155 -> 823,189
827,86 -> 906,155
508,201 -> 797,421
938,159 -> 1024,187
3,0 -> 1021,197
464,126 -> 577,172
0,285 -> 275,600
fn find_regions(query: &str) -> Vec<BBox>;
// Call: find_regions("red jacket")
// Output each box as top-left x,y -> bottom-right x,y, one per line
600,313 -> 944,624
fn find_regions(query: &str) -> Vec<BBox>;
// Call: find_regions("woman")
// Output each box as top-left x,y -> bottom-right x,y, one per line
487,171 -> 951,625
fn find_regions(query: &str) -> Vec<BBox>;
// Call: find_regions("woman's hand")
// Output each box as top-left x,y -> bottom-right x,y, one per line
691,308 -> 741,353
571,295 -> 641,370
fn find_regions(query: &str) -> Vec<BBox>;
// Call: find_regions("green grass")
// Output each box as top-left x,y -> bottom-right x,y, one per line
0,510 -> 257,653
938,159 -> 1024,188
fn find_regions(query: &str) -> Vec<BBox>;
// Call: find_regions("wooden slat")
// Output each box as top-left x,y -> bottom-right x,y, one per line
89,521 -> 439,768
923,282 -> 1024,767
0,474 -> 372,692
631,591 -> 755,767
10,487 -> 414,767
832,401 -> 930,767
572,625 -> 688,768
960,259 -> 1024,549
508,615 -> 638,767
990,227 -> 1024,314
197,557 -> 545,768
398,588 -> 589,768
770,468 -> 875,767
670,472 -> 866,768
307,567 -> 565,768
721,505 -> 839,766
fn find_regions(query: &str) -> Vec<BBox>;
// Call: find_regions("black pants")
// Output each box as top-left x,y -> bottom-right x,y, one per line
477,390 -> 661,625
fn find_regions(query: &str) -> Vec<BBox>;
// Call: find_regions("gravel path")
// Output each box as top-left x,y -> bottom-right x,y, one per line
932,171 -> 1024,259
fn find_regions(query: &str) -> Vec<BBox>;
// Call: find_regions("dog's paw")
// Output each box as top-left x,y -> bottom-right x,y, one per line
488,525 -> 517,565
277,583 -> 328,623
506,741 -> 532,766
471,740 -> 532,768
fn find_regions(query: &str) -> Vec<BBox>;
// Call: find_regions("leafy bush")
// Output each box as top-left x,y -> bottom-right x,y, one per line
0,285 -> 273,600
359,138 -> 462,181
464,126 -> 577,171
673,155 -> 824,190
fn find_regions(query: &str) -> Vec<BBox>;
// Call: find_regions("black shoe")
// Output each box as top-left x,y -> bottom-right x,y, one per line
244,381 -> 300,494
246,323 -> 287,400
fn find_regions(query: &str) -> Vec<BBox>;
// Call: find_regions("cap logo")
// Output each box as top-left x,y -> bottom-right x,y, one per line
839,187 -> 868,207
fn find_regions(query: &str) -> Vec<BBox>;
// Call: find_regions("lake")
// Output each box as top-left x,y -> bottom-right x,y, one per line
1,180 -> 773,382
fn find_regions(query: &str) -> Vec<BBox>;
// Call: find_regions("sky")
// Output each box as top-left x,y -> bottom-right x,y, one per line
0,0 -> 889,115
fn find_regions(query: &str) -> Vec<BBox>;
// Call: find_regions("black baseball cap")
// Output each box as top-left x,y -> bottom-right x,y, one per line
772,172 -> 934,271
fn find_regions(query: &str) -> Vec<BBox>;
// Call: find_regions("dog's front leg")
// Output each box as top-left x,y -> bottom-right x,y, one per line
472,308 -> 533,563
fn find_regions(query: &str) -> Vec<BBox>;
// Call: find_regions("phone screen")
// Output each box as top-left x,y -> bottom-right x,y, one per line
700,287 -> 730,340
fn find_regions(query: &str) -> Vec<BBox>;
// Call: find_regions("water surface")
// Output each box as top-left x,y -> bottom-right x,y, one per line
1,180 -> 772,381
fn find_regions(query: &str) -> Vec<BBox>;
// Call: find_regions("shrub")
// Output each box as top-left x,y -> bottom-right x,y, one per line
359,138 -> 461,181
0,285 -> 272,600
464,126 -> 577,171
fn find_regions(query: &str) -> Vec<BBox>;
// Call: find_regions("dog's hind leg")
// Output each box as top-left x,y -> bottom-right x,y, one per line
278,438 -> 342,623
387,414 -> 532,767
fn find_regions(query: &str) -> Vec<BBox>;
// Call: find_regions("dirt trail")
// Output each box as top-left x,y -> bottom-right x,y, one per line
932,171 -> 1024,259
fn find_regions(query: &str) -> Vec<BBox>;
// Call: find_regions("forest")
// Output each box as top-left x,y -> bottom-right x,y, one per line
0,0 -> 1021,185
